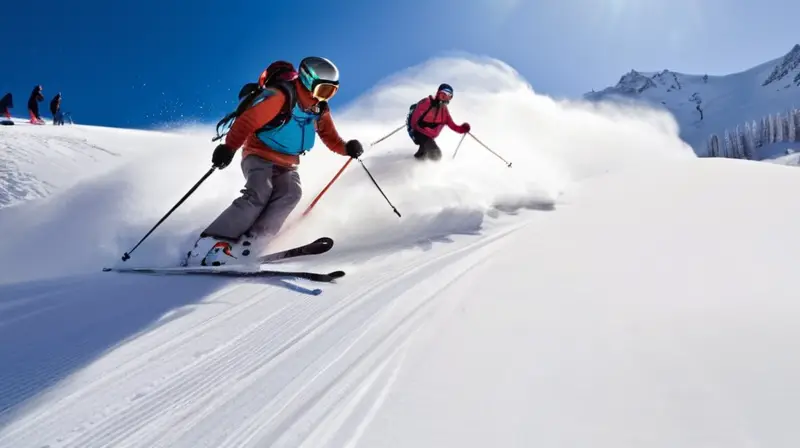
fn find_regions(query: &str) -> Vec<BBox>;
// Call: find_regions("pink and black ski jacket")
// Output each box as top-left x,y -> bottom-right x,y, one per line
409,96 -> 467,139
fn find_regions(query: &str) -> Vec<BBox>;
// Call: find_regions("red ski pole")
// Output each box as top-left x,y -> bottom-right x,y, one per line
302,158 -> 352,216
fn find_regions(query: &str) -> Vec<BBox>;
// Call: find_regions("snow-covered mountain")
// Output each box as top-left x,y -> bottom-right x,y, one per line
1,56 -> 800,448
585,44 -> 800,158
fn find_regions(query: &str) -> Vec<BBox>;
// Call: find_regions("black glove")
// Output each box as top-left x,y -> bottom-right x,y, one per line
212,143 -> 235,169
345,139 -> 363,158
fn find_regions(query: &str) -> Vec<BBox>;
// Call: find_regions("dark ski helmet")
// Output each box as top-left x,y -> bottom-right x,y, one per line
299,56 -> 340,101
436,83 -> 453,102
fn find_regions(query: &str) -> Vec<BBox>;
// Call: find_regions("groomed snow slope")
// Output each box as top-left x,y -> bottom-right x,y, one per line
2,56 -> 799,447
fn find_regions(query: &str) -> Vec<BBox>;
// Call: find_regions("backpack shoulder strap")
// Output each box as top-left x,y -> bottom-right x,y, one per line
416,97 -> 437,127
253,80 -> 306,138
263,81 -> 297,125
275,80 -> 297,113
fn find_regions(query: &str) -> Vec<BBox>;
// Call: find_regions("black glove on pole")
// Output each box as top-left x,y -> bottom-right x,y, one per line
345,139 -> 364,158
212,143 -> 235,169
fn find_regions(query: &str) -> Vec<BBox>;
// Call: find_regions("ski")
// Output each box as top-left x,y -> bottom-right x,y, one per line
257,237 -> 334,264
102,266 -> 345,282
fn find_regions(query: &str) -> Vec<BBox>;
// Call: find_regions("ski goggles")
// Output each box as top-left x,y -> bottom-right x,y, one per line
310,81 -> 339,101
436,89 -> 453,101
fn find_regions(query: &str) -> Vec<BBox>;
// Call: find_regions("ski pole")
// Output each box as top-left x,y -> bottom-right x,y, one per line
451,133 -> 467,159
302,158 -> 352,216
302,124 -> 405,216
358,158 -> 401,217
469,132 -> 512,168
370,124 -> 405,147
120,166 -> 216,261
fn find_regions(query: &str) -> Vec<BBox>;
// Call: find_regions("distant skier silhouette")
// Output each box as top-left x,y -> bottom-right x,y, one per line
50,93 -> 64,125
0,93 -> 12,120
28,85 -> 45,124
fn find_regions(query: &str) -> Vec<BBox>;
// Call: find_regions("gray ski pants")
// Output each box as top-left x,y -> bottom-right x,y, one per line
203,155 -> 302,240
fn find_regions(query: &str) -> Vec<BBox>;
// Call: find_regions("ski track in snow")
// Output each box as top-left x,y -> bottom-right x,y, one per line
0,218 -> 526,448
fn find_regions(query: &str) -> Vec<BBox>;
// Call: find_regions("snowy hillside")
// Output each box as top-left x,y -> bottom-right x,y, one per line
0,119 -> 210,208
585,44 -> 800,158
1,56 -> 799,448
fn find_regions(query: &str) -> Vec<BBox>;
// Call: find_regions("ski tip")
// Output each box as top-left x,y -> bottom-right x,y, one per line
102,267 -> 112,272
316,237 -> 334,247
328,270 -> 346,279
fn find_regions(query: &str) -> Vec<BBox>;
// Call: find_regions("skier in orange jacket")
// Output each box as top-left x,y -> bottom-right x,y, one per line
184,57 -> 364,267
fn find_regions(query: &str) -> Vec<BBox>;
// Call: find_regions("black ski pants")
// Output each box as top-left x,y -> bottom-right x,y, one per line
411,131 -> 442,161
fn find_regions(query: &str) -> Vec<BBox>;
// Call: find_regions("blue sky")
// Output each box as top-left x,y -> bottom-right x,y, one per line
3,0 -> 799,128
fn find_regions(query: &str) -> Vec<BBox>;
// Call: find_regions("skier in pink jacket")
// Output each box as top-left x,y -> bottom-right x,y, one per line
406,83 -> 470,161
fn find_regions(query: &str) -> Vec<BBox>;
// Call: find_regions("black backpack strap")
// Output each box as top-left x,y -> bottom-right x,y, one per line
277,80 -> 298,114
254,80 -> 297,133
416,99 -> 438,129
